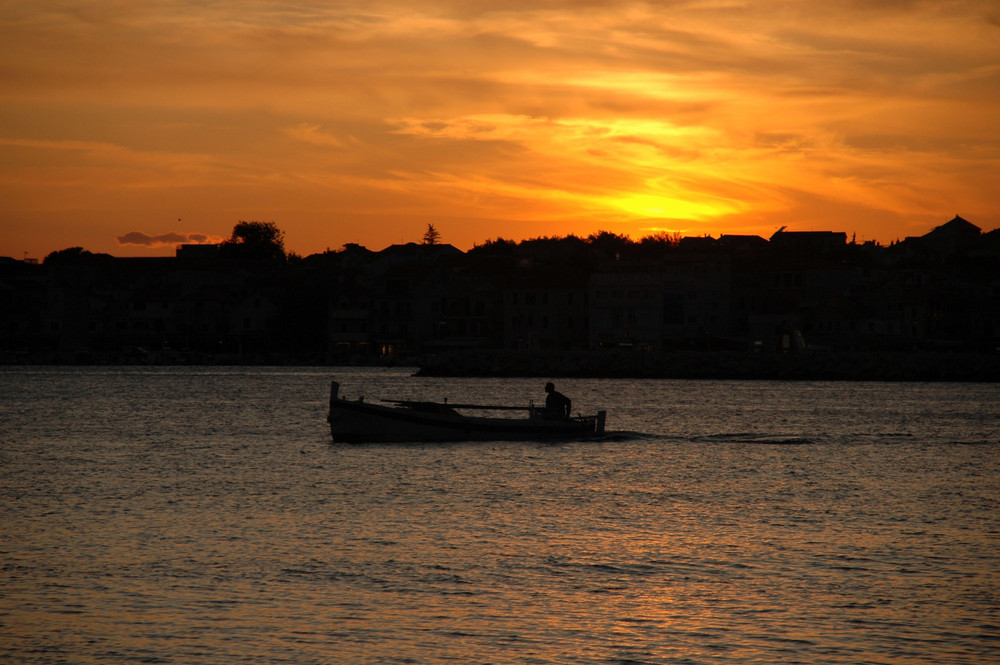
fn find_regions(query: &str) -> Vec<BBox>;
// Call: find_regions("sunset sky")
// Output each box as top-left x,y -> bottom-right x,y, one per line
2,0 -> 999,258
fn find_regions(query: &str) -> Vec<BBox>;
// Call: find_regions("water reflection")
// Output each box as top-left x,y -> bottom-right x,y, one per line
1,367 -> 997,664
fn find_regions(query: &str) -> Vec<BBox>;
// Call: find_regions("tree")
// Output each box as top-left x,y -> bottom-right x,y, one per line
587,230 -> 632,258
219,220 -> 286,262
44,247 -> 92,264
423,223 -> 441,246
639,231 -> 682,249
469,237 -> 516,255
43,247 -> 112,264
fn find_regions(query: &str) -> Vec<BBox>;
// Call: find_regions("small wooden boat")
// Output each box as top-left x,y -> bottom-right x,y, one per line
326,381 -> 606,443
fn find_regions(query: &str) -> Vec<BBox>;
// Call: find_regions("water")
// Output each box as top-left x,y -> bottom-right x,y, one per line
1,366 -> 998,664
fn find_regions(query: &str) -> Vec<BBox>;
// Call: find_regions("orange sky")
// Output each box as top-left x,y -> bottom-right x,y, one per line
2,1 -> 999,258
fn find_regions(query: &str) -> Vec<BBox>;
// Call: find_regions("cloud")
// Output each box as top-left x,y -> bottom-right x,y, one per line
3,0 -> 999,258
117,232 -> 224,247
284,123 -> 344,147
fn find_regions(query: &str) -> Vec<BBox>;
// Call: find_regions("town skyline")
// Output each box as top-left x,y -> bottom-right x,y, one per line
10,214 -> 1000,264
3,1 -> 1000,260
4,214 -> 997,375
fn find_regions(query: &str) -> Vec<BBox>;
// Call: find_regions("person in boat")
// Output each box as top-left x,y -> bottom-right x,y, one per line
543,382 -> 572,420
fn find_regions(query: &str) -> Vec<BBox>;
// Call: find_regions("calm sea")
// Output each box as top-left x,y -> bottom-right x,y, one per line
1,366 -> 998,664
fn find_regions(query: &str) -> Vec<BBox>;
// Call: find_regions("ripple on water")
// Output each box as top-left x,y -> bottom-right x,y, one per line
1,368 -> 998,664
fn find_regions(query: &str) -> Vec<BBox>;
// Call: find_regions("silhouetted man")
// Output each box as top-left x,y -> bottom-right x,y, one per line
544,382 -> 571,420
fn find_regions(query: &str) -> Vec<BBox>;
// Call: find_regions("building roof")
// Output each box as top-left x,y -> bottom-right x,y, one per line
923,215 -> 981,241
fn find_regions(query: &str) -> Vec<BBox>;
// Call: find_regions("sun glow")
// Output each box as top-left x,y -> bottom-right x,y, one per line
1,0 -> 998,258
391,113 -> 738,224
606,192 -> 738,222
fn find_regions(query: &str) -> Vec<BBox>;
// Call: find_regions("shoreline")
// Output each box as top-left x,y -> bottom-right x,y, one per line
415,349 -> 1000,382
2,349 -> 998,382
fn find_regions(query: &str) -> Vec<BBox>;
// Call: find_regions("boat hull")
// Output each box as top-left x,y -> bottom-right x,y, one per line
327,385 -> 605,443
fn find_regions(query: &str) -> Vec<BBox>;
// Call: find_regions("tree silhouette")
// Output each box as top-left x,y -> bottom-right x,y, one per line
423,224 -> 441,246
43,247 -> 113,264
44,247 -> 91,264
469,237 -> 516,255
219,221 -> 286,262
587,230 -> 632,259
640,231 -> 682,249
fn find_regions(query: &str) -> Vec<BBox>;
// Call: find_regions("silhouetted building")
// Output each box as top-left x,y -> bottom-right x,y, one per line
769,228 -> 848,253
176,244 -> 220,259
590,253 -> 731,350
2,216 -> 997,364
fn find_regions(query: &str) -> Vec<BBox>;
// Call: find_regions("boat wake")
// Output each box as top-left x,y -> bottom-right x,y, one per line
696,432 -> 815,445
590,430 -> 647,442
587,431 -> 818,445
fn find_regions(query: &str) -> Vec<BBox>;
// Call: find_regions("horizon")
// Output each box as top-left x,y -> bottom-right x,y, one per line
3,1 -> 1000,260
19,213 -> 997,262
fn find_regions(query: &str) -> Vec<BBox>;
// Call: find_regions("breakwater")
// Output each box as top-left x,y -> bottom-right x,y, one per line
416,349 -> 1000,382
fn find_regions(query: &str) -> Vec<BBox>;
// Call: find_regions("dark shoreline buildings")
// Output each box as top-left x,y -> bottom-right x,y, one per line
2,216 -> 998,378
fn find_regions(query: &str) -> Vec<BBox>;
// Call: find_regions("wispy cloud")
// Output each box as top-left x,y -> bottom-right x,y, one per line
117,232 -> 225,248
2,0 -> 998,256
284,123 -> 344,148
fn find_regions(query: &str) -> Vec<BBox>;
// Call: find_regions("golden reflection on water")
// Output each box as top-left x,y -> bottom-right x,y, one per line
2,368 -> 998,664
